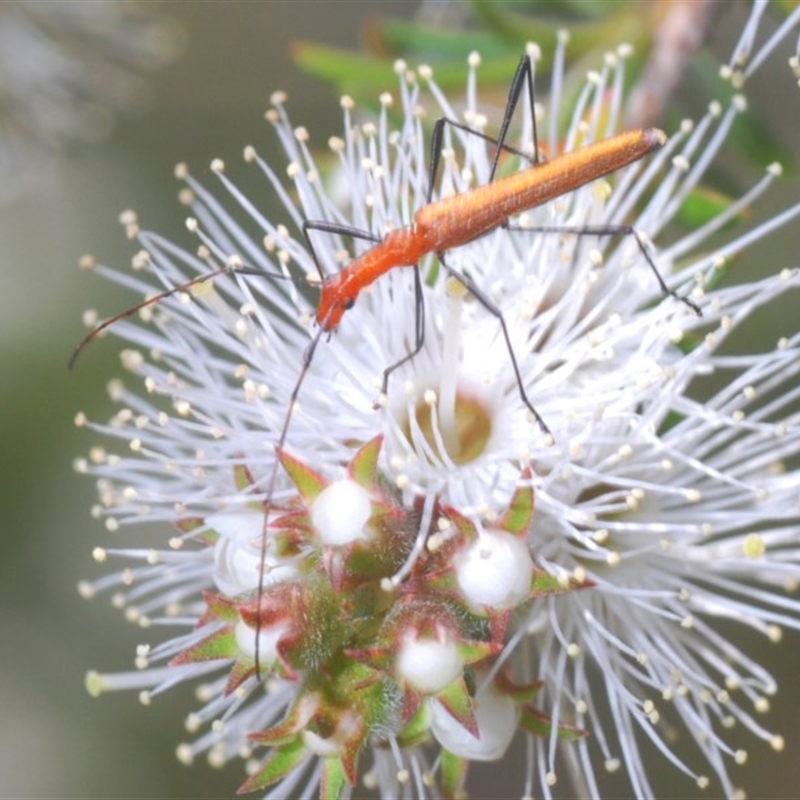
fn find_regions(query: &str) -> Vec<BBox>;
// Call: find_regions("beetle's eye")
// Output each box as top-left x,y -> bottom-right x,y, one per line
344,298 -> 355,310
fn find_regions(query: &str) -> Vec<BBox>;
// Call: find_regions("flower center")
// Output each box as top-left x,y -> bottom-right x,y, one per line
405,389 -> 492,465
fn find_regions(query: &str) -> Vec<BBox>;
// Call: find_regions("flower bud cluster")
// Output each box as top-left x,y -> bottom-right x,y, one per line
171,436 -> 586,793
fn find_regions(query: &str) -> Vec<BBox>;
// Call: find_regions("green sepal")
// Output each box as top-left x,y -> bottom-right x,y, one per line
278,447 -> 328,502
203,591 -> 242,623
494,671 -> 543,705
454,638 -> 500,666
440,503 -> 478,543
440,748 -> 468,800
224,658 -> 256,695
236,736 -> 307,795
530,568 -> 592,598
348,435 -> 382,489
520,704 -> 589,741
233,462 -> 256,491
231,463 -> 264,512
172,517 -> 208,544
496,466 -> 535,536
396,702 -> 431,748
337,729 -> 362,787
435,676 -> 477,737
251,696 -> 316,746
169,626 -> 237,666
319,757 -> 348,800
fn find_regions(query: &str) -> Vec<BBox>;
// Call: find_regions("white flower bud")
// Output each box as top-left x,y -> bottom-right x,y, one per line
454,531 -> 532,610
311,480 -> 372,546
396,632 -> 463,693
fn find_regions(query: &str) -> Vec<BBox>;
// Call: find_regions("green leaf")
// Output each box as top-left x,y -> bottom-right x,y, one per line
375,18 -> 518,60
656,409 -> 686,436
471,0 -> 644,56
174,516 -> 205,534
291,42 -> 402,97
675,186 -> 742,231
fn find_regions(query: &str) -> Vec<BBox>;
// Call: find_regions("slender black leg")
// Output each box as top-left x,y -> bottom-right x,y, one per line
376,263 -> 425,402
254,324 -> 326,679
426,54 -> 541,204
490,53 -> 540,179
505,222 -> 702,316
378,56 -> 544,396
438,253 -> 552,437
302,219 -> 382,280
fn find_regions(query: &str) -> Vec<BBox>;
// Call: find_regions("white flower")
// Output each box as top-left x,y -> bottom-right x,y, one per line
76,6 -> 800,798
453,529 -> 533,610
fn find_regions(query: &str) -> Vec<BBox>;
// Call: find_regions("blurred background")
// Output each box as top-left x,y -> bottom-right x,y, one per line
1,2 -> 799,798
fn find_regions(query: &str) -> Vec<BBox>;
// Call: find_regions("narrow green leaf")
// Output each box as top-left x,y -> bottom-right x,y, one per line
291,42 -> 401,96
375,18 -> 515,60
675,186 -> 742,231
